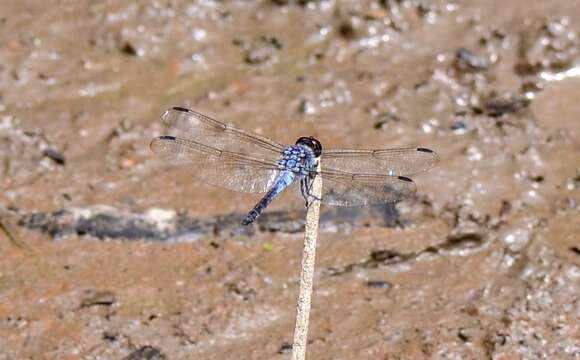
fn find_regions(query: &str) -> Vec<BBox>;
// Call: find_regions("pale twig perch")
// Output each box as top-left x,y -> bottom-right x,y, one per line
291,162 -> 323,360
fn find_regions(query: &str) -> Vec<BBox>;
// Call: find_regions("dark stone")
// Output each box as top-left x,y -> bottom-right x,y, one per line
43,148 -> 66,165
366,280 -> 392,289
458,328 -> 471,342
455,48 -> 490,71
483,95 -> 530,117
120,42 -> 138,56
450,120 -> 466,132
373,113 -> 400,129
243,37 -> 282,65
370,249 -> 402,262
124,346 -> 166,360
278,342 -> 292,354
103,331 -> 118,342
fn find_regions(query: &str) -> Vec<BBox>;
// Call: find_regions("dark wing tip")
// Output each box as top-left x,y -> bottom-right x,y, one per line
172,106 -> 190,112
158,135 -> 176,140
150,135 -> 177,152
417,147 -> 440,169
398,176 -> 413,182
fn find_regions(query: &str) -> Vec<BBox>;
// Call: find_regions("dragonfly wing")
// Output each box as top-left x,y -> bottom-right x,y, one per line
317,169 -> 416,206
150,135 -> 280,193
321,147 -> 439,176
162,107 -> 285,162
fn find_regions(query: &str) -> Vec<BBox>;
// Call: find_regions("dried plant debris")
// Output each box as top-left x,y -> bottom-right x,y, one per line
0,217 -> 33,253
18,204 -> 402,240
79,289 -> 116,308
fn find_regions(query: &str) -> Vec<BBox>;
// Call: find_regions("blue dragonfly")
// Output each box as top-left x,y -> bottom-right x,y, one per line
150,107 -> 439,225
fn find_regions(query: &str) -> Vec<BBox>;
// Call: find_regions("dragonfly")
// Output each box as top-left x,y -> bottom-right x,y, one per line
150,107 -> 439,225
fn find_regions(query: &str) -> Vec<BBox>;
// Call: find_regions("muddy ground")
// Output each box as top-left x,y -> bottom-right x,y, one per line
0,1 -> 579,359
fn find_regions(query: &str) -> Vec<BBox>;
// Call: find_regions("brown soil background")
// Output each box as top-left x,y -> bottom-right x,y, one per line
0,1 -> 579,359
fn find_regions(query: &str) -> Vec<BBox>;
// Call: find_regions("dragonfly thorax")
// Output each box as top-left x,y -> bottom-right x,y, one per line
277,145 -> 317,175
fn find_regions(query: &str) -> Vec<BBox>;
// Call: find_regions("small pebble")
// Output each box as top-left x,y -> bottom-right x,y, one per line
43,148 -> 66,165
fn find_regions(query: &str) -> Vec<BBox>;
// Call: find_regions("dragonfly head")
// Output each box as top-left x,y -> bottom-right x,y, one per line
295,136 -> 322,157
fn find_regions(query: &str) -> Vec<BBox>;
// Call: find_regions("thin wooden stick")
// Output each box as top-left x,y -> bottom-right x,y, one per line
291,162 -> 322,360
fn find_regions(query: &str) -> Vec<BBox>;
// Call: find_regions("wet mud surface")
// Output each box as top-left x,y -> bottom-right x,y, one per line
1,1 -> 579,359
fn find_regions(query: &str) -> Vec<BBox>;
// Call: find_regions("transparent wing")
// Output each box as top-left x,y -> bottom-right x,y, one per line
162,107 -> 285,162
150,135 -> 280,193
321,147 -> 439,176
318,169 -> 417,206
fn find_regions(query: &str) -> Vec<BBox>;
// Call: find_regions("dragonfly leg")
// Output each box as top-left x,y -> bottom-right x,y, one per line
303,174 -> 322,206
300,177 -> 310,207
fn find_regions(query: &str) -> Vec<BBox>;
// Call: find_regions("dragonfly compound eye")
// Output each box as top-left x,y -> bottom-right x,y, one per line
295,136 -> 323,157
